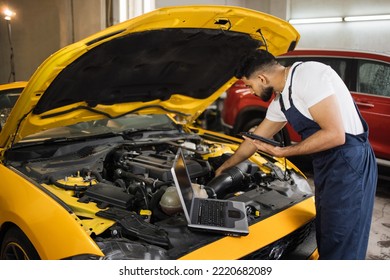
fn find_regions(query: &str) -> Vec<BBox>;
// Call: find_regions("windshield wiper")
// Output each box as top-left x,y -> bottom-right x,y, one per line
122,127 -> 179,138
15,131 -> 123,148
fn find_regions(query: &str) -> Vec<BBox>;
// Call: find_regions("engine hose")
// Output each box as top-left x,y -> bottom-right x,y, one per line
207,162 -> 249,197
81,168 -> 111,184
115,168 -> 167,190
134,185 -> 149,209
115,168 -> 147,182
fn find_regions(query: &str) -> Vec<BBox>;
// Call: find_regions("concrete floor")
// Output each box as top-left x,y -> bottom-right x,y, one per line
298,158 -> 390,260
366,172 -> 390,260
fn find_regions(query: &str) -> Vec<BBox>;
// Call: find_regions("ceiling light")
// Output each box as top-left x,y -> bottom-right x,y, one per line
289,17 -> 343,24
344,14 -> 390,22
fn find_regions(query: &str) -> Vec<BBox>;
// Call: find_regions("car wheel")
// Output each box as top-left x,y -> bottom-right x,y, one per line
0,227 -> 40,260
241,118 -> 262,133
241,118 -> 290,146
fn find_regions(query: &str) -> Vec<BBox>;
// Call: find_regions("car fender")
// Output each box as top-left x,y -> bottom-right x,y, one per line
179,197 -> 316,260
0,165 -> 103,259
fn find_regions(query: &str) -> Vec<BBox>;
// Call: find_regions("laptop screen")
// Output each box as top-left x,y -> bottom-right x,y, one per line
172,149 -> 194,214
171,148 -> 249,236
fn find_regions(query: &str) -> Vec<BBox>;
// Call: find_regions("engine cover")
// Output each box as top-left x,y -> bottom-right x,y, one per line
121,151 -> 207,181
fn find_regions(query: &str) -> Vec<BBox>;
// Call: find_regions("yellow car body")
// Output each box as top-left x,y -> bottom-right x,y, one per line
0,81 -> 27,93
0,6 -> 316,260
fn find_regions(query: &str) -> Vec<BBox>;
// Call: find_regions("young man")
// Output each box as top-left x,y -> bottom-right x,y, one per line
216,49 -> 378,259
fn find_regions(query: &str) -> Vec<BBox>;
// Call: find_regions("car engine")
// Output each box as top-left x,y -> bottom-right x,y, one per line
6,133 -> 313,259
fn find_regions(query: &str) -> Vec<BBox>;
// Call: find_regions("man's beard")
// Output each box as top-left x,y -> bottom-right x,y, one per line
260,86 -> 274,102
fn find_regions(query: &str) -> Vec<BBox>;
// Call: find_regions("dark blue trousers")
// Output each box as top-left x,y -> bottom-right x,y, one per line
312,134 -> 377,259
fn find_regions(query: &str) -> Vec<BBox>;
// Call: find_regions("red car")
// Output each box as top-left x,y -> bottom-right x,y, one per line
221,49 -> 390,166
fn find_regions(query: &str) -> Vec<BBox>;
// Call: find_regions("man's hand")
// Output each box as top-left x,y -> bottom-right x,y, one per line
214,167 -> 223,177
243,135 -> 285,157
192,183 -> 208,198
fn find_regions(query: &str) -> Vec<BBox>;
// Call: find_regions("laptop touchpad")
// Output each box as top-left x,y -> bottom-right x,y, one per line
228,210 -> 242,219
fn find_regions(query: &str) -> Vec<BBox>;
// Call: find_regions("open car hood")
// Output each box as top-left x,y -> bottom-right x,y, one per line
0,5 -> 299,149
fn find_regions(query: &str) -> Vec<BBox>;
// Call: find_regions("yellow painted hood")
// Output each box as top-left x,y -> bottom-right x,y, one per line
0,5 -> 299,149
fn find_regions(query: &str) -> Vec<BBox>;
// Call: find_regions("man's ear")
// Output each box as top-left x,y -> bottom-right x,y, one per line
257,73 -> 268,85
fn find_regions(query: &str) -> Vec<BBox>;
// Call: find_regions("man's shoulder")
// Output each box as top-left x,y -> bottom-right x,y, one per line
299,61 -> 329,70
295,61 -> 332,78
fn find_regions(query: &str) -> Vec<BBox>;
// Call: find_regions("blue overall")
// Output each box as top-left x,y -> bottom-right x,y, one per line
279,63 -> 378,259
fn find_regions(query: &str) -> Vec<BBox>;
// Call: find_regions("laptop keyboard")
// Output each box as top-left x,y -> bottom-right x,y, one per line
198,200 -> 227,226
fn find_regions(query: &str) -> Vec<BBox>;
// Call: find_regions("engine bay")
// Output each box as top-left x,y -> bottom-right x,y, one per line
6,132 -> 313,259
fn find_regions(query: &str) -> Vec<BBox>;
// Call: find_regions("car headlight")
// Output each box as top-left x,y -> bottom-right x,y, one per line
64,238 -> 169,260
95,238 -> 169,260
64,254 -> 104,260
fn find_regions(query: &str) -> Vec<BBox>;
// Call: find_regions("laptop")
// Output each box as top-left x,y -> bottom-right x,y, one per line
170,148 -> 249,236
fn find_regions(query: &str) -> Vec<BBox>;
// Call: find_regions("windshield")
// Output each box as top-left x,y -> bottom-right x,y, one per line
21,114 -> 178,142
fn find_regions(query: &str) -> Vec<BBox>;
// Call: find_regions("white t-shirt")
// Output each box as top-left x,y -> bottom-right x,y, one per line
266,61 -> 364,135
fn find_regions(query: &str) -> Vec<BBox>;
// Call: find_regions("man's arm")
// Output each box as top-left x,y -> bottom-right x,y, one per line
251,94 -> 345,157
215,118 -> 286,176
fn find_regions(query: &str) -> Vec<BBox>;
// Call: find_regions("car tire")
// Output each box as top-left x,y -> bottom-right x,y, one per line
0,226 -> 40,260
241,118 -> 263,133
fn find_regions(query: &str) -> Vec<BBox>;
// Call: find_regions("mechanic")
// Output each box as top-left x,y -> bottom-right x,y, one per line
215,49 -> 378,260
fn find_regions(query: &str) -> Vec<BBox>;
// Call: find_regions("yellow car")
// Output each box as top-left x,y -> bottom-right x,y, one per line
0,81 -> 27,130
0,5 -> 316,260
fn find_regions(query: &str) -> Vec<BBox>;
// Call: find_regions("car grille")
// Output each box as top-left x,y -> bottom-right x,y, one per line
241,220 -> 315,260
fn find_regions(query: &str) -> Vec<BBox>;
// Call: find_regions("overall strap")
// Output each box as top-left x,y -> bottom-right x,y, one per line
279,62 -> 303,111
288,62 -> 303,101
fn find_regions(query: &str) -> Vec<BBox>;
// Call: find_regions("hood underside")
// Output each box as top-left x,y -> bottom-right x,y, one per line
33,28 -> 259,115
0,5 -> 299,149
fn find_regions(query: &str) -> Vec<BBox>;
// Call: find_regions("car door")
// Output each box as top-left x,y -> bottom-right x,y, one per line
354,59 -> 390,161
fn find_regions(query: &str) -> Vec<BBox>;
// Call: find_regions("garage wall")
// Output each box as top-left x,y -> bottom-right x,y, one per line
1,0 -> 390,84
0,0 -> 105,84
155,0 -> 390,52
289,0 -> 390,52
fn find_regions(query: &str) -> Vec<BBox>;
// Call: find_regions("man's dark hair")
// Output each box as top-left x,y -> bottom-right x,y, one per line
235,49 -> 277,79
